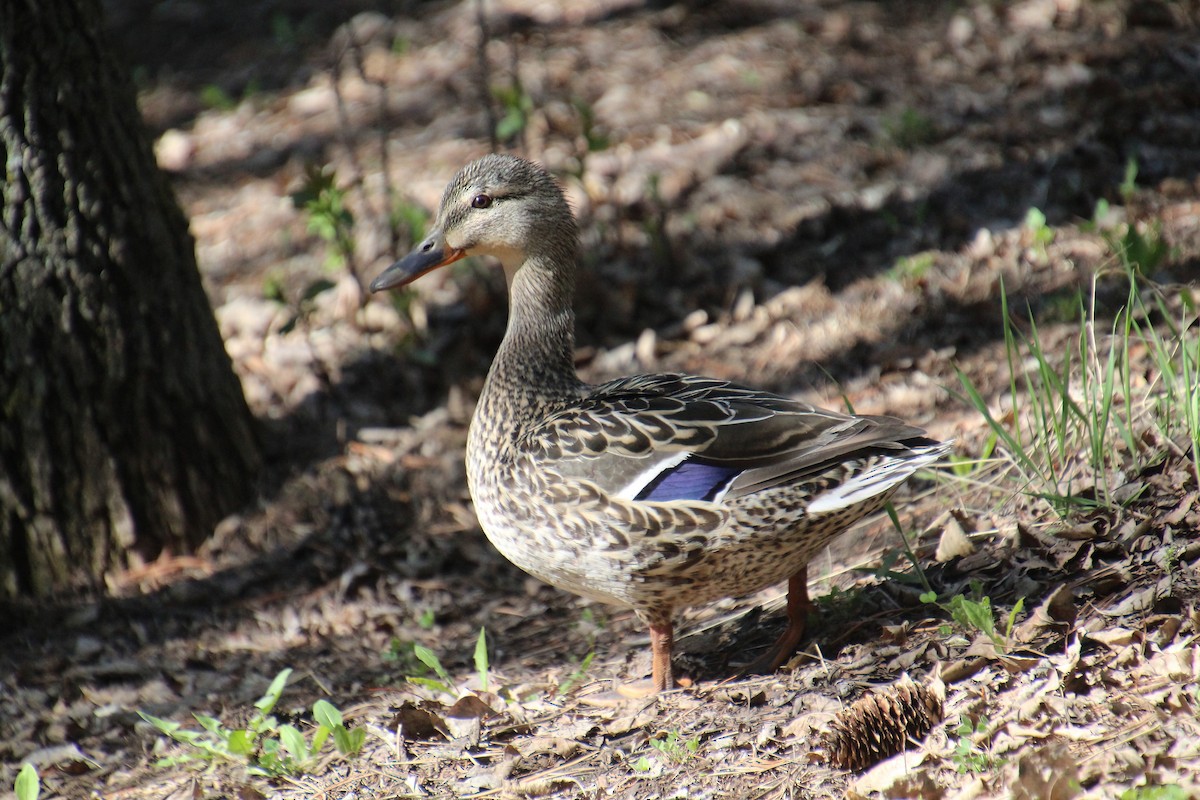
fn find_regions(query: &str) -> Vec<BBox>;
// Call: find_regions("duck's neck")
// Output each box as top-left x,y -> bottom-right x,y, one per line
485,250 -> 583,408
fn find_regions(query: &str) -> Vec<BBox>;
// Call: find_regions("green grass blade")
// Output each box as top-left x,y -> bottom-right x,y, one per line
312,699 -> 342,729
256,668 -> 293,715
474,628 -> 490,692
413,644 -> 454,687
15,763 -> 39,800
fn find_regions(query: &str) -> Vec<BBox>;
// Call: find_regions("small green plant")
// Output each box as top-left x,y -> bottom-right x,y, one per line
392,197 -> 427,252
573,97 -> 609,154
383,637 -> 426,674
647,730 -> 700,764
958,265 -> 1199,515
1119,155 -> 1139,204
409,643 -> 458,696
417,607 -> 436,630
1104,220 -> 1169,276
958,279 -> 1131,514
199,81 -> 260,111
876,503 -> 935,595
888,251 -> 936,284
947,453 -> 975,477
292,163 -> 357,272
948,432 -> 997,478
474,627 -> 490,693
1082,159 -> 1136,232
739,67 -> 764,88
493,82 -> 532,143
1085,197 -> 1112,233
1084,158 -> 1168,276
1041,288 -> 1089,324
556,650 -> 595,696
950,715 -> 1001,774
859,547 -> 929,591
200,84 -> 237,111
1163,542 -> 1181,575
1024,207 -> 1055,259
312,699 -> 367,757
261,269 -> 286,304
572,606 -> 606,654
578,607 -> 602,631
884,108 -> 936,149
269,12 -> 314,51
14,763 -> 39,800
955,160 -> 1180,513
139,669 -> 363,777
406,628 -> 491,697
813,584 -> 881,632
922,581 -> 1024,655
386,197 -> 430,331
631,730 -> 700,774
561,97 -> 611,180
1135,282 -> 1200,490
641,173 -> 676,279
271,13 -> 298,49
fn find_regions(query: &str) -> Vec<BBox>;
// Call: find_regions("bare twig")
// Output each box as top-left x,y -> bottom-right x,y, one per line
327,61 -> 364,295
475,0 -> 498,152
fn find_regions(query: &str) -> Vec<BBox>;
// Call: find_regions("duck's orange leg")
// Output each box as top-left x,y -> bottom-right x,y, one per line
612,618 -> 675,699
650,621 -> 675,692
743,567 -> 812,674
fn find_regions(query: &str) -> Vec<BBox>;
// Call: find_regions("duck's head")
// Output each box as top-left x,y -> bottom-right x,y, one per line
370,154 -> 577,293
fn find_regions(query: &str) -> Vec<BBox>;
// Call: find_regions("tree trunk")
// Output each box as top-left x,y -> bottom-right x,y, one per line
0,0 -> 262,598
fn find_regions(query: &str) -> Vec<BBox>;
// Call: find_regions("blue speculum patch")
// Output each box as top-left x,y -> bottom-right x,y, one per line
637,460 -> 741,502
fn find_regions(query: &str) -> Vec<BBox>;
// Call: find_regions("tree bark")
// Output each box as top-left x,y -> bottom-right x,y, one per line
0,0 -> 262,597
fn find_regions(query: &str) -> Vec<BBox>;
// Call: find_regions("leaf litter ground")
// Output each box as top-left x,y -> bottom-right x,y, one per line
3,1 -> 1200,798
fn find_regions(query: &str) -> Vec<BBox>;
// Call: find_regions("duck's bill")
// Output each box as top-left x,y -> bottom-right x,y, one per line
369,240 -> 467,292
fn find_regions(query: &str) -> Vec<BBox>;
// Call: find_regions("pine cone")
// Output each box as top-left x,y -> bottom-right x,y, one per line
820,676 -> 944,771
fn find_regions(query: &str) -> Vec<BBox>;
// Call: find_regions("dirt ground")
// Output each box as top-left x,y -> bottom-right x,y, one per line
4,0 -> 1200,797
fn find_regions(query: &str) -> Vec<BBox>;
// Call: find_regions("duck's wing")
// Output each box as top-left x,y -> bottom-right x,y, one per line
523,374 -> 946,506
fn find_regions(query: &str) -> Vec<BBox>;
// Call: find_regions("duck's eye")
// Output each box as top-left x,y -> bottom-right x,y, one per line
471,193 -> 492,209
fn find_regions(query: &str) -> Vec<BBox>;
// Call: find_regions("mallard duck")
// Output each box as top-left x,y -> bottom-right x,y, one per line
371,154 -> 950,693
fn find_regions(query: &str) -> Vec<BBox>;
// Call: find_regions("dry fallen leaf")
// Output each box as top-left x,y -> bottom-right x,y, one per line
1087,627 -> 1138,648
446,693 -> 496,720
442,694 -> 497,742
236,785 -> 267,800
601,700 -> 660,736
516,736 -> 583,759
1012,584 -> 1077,647
936,515 -> 977,562
390,701 -> 449,740
1101,576 -> 1174,617
1010,741 -> 1081,800
940,657 -> 990,685
850,748 -> 929,795
883,771 -> 946,799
